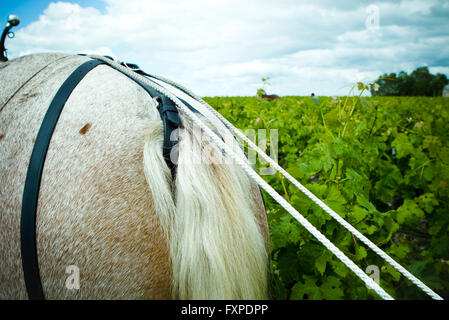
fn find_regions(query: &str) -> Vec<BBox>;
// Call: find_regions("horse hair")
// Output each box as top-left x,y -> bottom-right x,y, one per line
143,115 -> 269,299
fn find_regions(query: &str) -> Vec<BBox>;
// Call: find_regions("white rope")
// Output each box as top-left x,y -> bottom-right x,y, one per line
89,55 -> 396,299
137,71 -> 443,301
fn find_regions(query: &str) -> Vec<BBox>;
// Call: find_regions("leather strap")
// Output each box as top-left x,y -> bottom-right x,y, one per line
20,59 -> 104,300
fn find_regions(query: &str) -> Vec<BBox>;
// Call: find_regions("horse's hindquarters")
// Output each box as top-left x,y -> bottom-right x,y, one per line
0,53 -> 171,299
1,53 -> 270,300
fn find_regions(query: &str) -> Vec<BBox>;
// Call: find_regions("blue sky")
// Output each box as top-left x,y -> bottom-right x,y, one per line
0,1 -> 105,27
1,0 -> 448,96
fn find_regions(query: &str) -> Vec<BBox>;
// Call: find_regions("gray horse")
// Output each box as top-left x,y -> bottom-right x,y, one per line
0,53 -> 269,299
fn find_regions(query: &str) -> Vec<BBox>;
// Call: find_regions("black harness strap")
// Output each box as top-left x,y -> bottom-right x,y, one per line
20,59 -> 104,300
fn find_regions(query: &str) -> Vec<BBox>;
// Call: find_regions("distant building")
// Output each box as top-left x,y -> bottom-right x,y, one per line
443,84 -> 449,97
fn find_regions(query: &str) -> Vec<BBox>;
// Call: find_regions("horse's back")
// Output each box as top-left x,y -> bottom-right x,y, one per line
0,53 -> 171,299
0,53 -> 68,108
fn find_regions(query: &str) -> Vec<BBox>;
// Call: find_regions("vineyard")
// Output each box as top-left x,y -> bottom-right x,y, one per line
203,88 -> 449,300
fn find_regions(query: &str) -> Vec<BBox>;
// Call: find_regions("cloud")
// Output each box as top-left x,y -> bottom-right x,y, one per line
6,0 -> 449,96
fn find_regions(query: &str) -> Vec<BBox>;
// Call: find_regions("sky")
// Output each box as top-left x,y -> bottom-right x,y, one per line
1,0 -> 448,96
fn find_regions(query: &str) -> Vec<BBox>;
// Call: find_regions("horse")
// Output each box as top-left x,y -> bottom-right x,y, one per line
262,94 -> 280,101
0,53 -> 269,299
258,89 -> 279,101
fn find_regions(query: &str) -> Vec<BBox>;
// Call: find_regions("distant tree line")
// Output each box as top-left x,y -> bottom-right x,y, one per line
371,67 -> 448,97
